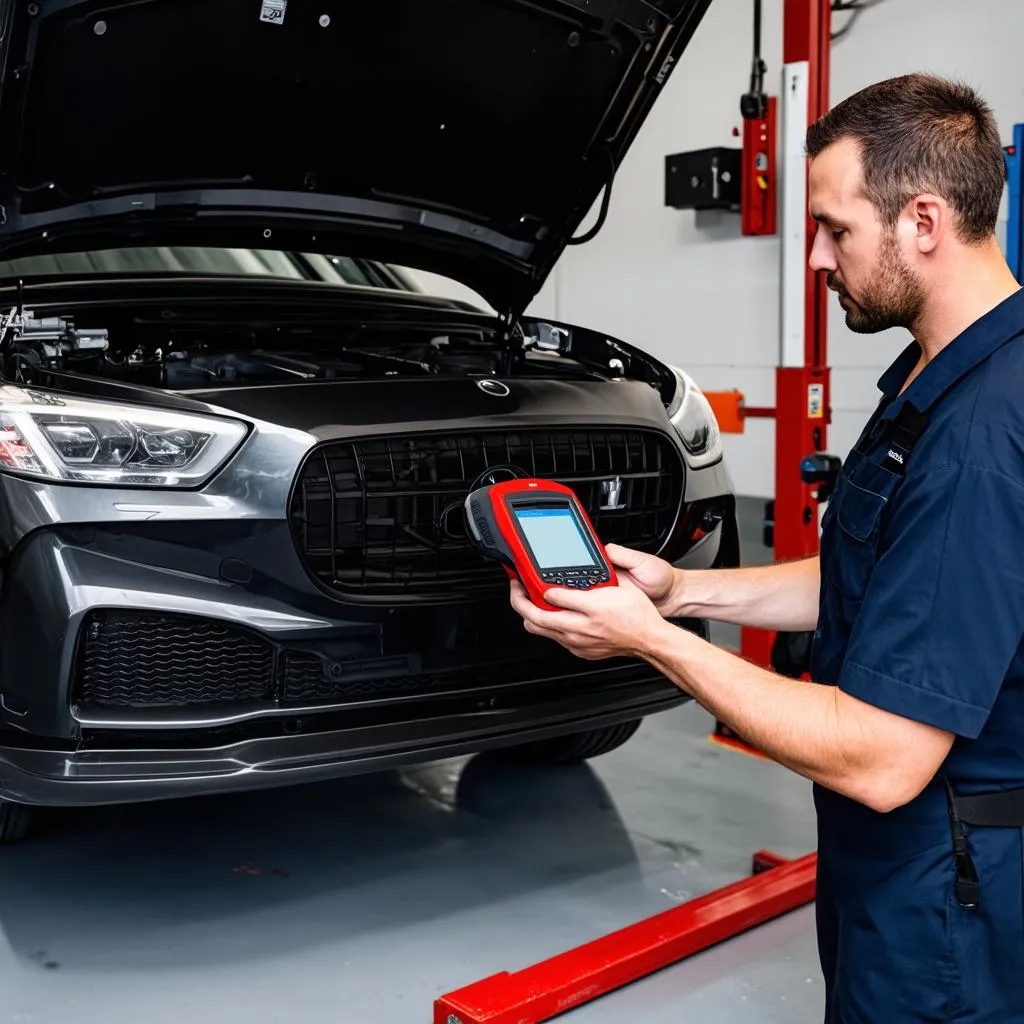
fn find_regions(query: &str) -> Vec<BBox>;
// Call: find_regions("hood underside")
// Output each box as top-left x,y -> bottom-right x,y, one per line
0,0 -> 712,315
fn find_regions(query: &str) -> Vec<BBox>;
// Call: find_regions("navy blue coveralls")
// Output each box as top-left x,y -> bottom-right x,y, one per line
811,285 -> 1024,1023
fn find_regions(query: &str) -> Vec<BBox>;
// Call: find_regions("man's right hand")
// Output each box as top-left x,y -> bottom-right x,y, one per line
605,545 -> 822,634
604,544 -> 680,617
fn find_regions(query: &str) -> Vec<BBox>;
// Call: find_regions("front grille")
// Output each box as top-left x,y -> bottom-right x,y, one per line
75,610 -> 275,709
288,428 -> 685,596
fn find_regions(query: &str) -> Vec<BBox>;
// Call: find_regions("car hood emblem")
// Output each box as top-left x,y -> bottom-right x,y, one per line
470,465 -> 524,491
476,379 -> 510,397
438,464 -> 525,540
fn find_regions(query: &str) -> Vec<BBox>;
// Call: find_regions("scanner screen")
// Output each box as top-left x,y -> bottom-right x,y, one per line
514,507 -> 596,568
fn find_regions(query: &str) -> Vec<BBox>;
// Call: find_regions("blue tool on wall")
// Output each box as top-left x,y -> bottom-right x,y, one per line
1006,123 -> 1023,284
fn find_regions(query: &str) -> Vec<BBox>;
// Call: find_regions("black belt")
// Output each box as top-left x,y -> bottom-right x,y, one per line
954,788 -> 1024,826
940,772 -> 1024,911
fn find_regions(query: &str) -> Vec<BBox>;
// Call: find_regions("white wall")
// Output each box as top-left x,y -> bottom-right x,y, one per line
408,0 -> 1024,497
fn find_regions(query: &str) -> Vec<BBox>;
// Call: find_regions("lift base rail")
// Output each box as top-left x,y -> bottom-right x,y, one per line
434,849 -> 818,1024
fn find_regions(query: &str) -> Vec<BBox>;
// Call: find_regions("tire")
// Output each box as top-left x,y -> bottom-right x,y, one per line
0,800 -> 33,845
499,719 -> 643,765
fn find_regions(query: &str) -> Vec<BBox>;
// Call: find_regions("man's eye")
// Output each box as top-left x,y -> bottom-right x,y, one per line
832,229 -> 846,240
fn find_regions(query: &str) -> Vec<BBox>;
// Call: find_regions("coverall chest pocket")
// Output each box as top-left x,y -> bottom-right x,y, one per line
829,473 -> 891,611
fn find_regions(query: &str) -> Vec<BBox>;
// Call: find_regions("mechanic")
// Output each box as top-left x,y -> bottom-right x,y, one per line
510,72 -> 1024,1022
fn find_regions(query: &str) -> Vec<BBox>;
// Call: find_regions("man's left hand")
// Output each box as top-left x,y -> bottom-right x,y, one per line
509,574 -> 666,661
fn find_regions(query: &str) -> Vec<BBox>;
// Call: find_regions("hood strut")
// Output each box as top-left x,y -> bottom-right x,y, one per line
567,150 -> 617,248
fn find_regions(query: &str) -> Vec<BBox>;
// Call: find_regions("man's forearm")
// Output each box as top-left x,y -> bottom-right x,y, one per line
640,618 -> 850,790
667,555 -> 821,633
635,618 -> 953,813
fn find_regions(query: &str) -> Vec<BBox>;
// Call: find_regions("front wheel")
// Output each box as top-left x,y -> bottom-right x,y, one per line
0,800 -> 33,845
499,719 -> 643,765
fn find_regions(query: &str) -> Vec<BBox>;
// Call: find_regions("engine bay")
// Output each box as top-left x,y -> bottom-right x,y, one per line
0,307 -> 620,393
0,311 -> 602,391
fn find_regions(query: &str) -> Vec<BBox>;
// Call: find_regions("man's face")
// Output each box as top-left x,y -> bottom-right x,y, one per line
808,138 -> 925,334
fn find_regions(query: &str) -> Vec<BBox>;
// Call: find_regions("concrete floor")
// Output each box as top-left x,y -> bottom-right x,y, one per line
0,496 -> 826,1023
0,706 -> 822,1023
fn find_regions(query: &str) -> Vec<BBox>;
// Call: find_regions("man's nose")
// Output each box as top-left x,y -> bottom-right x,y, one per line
808,224 -> 836,274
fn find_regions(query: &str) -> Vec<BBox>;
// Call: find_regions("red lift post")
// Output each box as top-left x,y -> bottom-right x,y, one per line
741,96 -> 778,238
434,2 -> 831,1021
741,0 -> 833,670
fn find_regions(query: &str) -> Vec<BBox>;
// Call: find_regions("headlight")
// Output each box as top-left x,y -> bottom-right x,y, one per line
666,367 -> 724,469
0,386 -> 247,487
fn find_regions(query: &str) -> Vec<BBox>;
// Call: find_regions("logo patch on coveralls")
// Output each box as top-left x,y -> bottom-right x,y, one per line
882,445 -> 909,473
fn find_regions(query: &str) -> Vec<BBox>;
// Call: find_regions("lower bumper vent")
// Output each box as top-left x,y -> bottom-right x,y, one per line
72,611 -> 668,713
75,611 -> 275,708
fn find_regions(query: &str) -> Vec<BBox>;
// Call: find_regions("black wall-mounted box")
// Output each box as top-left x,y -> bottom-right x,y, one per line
665,147 -> 742,211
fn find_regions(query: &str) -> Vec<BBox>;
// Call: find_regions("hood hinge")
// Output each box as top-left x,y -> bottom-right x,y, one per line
497,304 -> 523,376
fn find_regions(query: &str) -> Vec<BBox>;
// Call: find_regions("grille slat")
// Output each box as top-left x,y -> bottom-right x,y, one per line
288,428 -> 685,597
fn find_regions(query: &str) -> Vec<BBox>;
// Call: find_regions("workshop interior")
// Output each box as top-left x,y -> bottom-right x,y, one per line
0,0 -> 1020,1021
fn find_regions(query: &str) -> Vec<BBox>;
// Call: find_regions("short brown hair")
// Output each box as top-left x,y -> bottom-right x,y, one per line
805,73 -> 1006,243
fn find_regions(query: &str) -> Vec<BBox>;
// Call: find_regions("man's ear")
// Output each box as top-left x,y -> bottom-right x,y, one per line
908,193 -> 945,254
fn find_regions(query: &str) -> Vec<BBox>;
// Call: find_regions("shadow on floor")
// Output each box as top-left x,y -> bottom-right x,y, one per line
0,753 -> 641,971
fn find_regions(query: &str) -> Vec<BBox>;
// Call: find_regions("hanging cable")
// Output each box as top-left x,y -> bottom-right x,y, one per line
741,0 -> 768,119
831,0 -> 885,42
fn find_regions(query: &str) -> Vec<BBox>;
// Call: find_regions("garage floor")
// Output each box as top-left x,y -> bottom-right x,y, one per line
0,499 -> 825,1024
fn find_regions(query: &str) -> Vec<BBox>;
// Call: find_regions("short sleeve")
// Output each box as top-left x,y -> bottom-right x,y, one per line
838,462 -> 1024,738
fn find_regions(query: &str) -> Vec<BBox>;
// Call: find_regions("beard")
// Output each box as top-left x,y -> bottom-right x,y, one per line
828,232 -> 925,334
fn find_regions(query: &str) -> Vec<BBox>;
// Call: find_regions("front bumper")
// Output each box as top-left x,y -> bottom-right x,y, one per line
0,415 -> 736,807
0,674 -> 682,806
0,520 -> 705,806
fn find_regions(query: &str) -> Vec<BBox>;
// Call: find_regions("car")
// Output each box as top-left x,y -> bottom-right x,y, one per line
0,0 -> 733,842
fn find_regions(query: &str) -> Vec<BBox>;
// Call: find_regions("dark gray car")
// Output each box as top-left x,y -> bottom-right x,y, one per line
0,0 -> 731,842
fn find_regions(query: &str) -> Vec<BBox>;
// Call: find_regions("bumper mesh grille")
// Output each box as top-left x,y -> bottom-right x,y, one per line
75,611 -> 275,708
72,610 -> 649,712
287,428 -> 684,596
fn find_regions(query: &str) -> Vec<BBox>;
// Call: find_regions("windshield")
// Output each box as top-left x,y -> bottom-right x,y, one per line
0,246 -> 418,290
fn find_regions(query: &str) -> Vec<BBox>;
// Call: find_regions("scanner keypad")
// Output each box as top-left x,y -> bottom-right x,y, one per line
540,568 -> 610,589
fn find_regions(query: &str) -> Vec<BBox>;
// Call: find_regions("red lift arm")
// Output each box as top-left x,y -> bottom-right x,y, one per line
434,852 -> 817,1024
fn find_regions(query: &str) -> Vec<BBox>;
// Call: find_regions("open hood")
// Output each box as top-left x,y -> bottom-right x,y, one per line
0,0 -> 712,317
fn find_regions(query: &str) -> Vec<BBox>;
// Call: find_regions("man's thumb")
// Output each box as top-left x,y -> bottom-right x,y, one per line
604,544 -> 647,571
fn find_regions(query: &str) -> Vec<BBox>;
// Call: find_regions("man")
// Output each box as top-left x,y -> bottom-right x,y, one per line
511,73 -> 1024,1022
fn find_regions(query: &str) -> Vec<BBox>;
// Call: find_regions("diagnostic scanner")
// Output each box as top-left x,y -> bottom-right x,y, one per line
464,478 -> 618,611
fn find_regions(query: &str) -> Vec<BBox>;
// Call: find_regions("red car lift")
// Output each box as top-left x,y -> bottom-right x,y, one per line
741,0 -> 833,672
435,3 -> 831,1020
